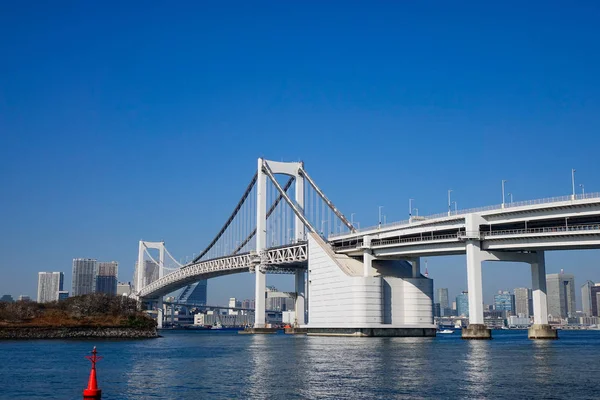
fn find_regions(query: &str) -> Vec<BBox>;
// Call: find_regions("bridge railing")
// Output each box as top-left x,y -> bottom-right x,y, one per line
481,224 -> 600,237
329,192 -> 600,239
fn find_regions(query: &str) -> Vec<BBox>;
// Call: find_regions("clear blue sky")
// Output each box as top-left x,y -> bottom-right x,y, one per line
1,2 -> 599,307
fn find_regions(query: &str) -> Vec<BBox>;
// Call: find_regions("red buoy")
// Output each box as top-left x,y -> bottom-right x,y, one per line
83,346 -> 102,400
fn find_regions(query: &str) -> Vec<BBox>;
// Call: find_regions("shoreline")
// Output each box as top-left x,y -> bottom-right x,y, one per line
0,326 -> 159,340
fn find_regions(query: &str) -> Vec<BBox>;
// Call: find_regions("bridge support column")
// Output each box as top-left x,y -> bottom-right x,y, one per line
157,298 -> 164,329
363,250 -> 375,277
254,268 -> 266,328
295,270 -> 306,326
411,258 -> 421,278
528,252 -> 557,339
171,304 -> 175,326
462,240 -> 491,340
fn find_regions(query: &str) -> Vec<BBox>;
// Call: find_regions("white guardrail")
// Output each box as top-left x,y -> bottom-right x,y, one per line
330,192 -> 600,239
333,224 -> 600,251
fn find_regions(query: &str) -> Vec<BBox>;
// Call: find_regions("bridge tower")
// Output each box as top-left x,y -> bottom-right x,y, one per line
136,240 -> 166,328
255,158 -> 306,328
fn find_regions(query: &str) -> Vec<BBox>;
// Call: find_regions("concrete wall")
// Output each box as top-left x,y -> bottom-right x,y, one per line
307,235 -> 382,327
307,235 -> 434,328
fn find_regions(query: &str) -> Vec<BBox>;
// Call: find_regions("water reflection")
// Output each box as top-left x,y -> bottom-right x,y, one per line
531,340 -> 555,387
462,341 -> 491,399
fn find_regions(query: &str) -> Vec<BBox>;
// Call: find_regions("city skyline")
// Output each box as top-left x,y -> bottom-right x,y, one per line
2,3 -> 600,306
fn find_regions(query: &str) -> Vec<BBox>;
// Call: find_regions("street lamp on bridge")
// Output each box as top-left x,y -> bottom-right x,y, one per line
571,168 -> 576,200
378,206 -> 384,228
447,190 -> 453,216
502,179 -> 508,209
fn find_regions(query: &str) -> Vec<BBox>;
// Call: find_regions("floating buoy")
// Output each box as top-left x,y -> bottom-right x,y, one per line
83,346 -> 102,400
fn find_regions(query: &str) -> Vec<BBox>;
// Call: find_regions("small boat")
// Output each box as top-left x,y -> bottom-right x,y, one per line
211,322 -> 223,330
437,329 -> 454,334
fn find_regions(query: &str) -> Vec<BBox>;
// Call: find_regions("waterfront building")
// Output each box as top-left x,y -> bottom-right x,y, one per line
514,287 -> 533,317
592,284 -> 600,317
228,297 -> 242,315
266,286 -> 295,312
57,291 -> 69,301
494,291 -> 515,316
582,281 -> 594,316
37,272 -> 64,303
117,282 -> 132,296
96,261 -> 118,296
72,258 -> 97,296
546,272 -> 576,319
507,315 -> 531,328
456,291 -> 469,317
0,295 -> 14,302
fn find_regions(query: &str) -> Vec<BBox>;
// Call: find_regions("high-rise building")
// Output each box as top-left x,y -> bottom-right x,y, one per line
514,288 -> 533,317
72,259 -> 97,296
241,299 -> 254,309
437,288 -> 449,315
582,281 -> 595,317
433,303 -> 441,317
37,272 -> 64,303
592,284 -> 600,317
186,280 -> 208,304
143,260 -> 159,288
494,291 -> 515,316
456,291 -> 469,317
117,282 -> 132,296
546,272 -> 576,319
96,262 -> 118,296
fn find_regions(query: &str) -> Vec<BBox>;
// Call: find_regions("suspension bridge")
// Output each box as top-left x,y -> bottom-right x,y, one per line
134,158 -> 600,338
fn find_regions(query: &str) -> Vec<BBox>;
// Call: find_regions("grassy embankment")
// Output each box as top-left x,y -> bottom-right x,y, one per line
0,293 -> 155,329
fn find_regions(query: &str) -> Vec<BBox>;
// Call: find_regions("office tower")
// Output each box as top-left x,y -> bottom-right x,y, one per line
178,280 -> 208,305
58,291 -> 69,301
96,261 -> 118,296
437,288 -> 449,308
72,258 -> 97,296
456,291 -> 469,317
437,288 -> 449,315
143,260 -> 159,287
433,303 -> 441,317
514,288 -> 533,317
546,272 -> 576,319
117,282 -> 132,296
582,281 -> 594,316
187,280 -> 208,304
592,284 -> 600,317
494,291 -> 516,316
37,272 -> 64,303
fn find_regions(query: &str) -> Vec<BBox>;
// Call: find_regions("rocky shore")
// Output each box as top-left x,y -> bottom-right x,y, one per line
0,326 -> 159,339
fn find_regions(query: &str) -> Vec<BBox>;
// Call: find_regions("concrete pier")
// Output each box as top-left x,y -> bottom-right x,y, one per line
306,327 -> 436,337
238,327 -> 278,335
461,324 -> 492,340
528,324 -> 558,340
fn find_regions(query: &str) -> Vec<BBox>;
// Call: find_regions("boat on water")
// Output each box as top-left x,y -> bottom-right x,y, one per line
211,322 -> 223,330
437,329 -> 454,334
